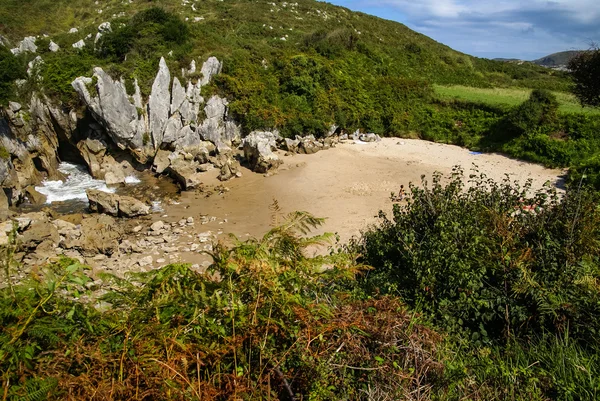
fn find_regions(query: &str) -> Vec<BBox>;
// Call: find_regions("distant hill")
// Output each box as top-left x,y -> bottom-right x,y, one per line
532,51 -> 583,68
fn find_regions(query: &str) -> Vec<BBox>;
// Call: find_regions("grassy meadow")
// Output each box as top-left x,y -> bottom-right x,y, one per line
435,84 -> 600,115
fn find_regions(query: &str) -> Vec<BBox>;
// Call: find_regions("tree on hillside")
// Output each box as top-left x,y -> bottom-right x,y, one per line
568,46 -> 600,108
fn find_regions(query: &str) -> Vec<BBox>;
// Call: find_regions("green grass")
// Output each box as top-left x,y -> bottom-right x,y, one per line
435,84 -> 600,115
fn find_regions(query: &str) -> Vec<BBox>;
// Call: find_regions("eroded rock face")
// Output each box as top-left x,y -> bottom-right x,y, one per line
87,189 -> 150,217
149,57 -> 171,147
243,131 -> 282,173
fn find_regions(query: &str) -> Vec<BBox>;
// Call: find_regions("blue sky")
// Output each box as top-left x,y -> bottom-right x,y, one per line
322,0 -> 600,60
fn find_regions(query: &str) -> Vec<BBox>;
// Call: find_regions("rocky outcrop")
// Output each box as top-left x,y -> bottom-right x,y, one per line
71,56 -> 240,183
87,189 -> 150,217
243,131 -> 282,173
11,36 -> 37,55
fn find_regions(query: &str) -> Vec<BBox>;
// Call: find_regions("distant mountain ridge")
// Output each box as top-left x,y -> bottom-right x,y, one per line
493,50 -> 583,69
533,51 -> 582,68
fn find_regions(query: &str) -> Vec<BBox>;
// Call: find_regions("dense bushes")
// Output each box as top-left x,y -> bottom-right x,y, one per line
356,169 -> 600,399
97,7 -> 190,62
358,168 -> 600,343
0,46 -> 27,105
507,89 -> 560,135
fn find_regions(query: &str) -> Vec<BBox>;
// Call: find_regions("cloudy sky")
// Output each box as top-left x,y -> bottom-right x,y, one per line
324,0 -> 600,60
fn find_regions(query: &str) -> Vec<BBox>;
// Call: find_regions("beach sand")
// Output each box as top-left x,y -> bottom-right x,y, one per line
158,138 -> 565,264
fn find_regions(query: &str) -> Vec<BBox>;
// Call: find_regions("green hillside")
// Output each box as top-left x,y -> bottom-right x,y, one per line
1,0 -> 570,136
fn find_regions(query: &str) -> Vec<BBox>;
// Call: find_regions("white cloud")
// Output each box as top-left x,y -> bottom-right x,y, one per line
330,0 -> 600,58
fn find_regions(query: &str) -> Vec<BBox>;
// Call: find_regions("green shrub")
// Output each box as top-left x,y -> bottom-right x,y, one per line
357,168 -> 600,345
0,46 -> 27,105
507,89 -> 560,135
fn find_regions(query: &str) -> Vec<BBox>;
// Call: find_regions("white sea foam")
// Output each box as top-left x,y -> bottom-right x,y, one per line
35,163 -> 115,204
124,175 -> 141,184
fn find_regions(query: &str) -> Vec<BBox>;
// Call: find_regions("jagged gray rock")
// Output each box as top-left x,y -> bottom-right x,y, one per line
49,41 -> 60,52
11,36 -> 37,55
149,57 -> 171,147
200,57 -> 222,86
198,96 -> 240,149
72,39 -> 86,49
243,131 -> 282,173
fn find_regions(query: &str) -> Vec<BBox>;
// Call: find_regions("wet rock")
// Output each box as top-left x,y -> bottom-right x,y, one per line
243,131 -> 282,173
24,185 -> 46,205
87,189 -> 150,217
77,138 -> 107,177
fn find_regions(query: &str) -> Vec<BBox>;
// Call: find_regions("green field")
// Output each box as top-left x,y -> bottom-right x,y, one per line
434,84 -> 600,115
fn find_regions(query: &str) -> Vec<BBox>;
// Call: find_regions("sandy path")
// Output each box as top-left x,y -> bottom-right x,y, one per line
158,138 -> 565,264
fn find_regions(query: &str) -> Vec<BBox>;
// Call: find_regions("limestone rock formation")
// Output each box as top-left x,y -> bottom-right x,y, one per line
86,189 -> 150,217
11,36 -> 37,55
243,131 -> 282,173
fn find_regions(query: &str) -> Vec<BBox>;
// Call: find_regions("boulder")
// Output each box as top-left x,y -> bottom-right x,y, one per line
200,57 -> 222,86
298,135 -> 323,155
0,190 -> 9,222
359,133 -> 381,142
326,124 -> 338,138
77,138 -> 107,177
86,189 -> 150,217
212,152 -> 241,181
77,214 -> 123,256
118,196 -> 151,217
243,131 -> 282,173
282,137 -> 300,153
198,96 -> 240,148
166,158 -> 203,190
8,102 -> 21,113
19,218 -> 59,249
11,36 -> 37,55
153,149 -> 172,174
72,40 -> 86,49
49,41 -> 60,52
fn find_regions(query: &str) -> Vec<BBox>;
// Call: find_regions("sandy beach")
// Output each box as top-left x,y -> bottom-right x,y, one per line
157,138 -> 566,265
